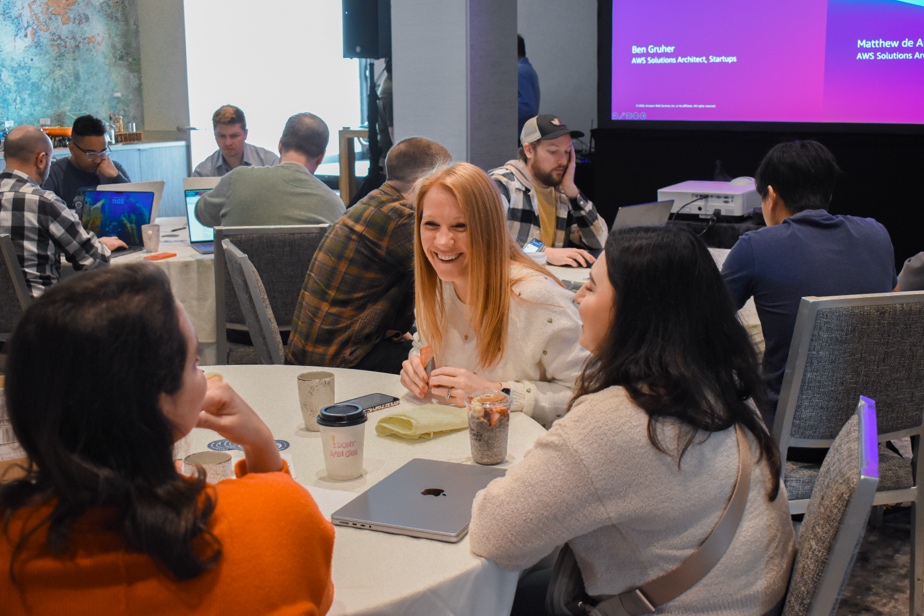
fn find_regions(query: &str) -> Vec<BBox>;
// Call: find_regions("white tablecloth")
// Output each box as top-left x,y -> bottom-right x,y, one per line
118,216 -> 216,344
185,365 -> 547,616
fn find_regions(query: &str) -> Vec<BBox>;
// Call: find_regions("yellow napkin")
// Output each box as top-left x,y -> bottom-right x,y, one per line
375,405 -> 468,440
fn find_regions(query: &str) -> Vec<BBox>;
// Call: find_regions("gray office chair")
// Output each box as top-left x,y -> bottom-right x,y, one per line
213,225 -> 329,364
783,397 -> 880,616
0,234 -> 32,342
774,291 -> 924,615
221,240 -> 284,365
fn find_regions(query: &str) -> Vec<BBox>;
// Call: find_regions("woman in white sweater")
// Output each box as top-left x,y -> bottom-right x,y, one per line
399,162 -> 588,427
470,226 -> 795,614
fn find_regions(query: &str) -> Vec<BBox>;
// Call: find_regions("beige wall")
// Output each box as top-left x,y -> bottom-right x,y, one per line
518,0 -> 598,140
137,0 -> 191,146
133,1 -> 597,169
392,0 -> 518,169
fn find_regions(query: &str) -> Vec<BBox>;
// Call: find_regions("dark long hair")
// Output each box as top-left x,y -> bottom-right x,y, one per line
1,264 -> 221,582
572,226 -> 781,499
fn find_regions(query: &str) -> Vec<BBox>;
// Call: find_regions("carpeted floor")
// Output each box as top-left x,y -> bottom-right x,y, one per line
837,508 -> 913,615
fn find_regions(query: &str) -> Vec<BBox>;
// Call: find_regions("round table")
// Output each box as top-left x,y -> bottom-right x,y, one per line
186,365 -> 547,616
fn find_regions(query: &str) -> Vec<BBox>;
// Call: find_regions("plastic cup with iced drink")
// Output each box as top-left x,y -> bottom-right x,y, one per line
466,390 -> 510,465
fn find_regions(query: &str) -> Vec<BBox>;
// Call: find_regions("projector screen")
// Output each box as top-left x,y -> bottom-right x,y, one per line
606,0 -> 924,127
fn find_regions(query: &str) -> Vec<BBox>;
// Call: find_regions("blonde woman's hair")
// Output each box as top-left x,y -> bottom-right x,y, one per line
414,162 -> 553,368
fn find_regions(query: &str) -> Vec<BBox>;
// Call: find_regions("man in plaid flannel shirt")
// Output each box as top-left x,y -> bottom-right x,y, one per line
1,126 -> 125,298
490,115 -> 608,267
286,137 -> 451,374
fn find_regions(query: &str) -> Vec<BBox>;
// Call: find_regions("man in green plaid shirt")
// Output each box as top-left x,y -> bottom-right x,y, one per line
286,138 -> 451,373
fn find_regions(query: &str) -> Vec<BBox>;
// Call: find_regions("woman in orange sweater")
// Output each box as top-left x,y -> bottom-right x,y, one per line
0,263 -> 334,615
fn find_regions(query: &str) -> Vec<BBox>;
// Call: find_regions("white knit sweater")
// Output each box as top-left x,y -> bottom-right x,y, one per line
422,267 -> 589,428
470,386 -> 795,614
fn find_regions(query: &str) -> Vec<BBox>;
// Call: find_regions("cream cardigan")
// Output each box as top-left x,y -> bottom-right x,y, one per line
420,267 -> 589,428
470,386 -> 795,614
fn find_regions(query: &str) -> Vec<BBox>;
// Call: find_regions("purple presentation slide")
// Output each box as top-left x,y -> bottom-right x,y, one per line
611,0 -> 924,124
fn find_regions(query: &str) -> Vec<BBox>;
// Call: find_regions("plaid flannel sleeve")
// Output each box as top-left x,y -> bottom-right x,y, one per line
494,174 -> 540,247
42,195 -> 111,271
564,192 -> 608,250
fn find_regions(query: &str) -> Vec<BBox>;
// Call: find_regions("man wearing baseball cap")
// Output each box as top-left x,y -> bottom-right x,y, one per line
490,114 -> 608,266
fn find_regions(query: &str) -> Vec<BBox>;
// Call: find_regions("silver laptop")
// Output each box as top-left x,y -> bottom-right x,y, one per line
612,200 -> 674,229
183,177 -> 219,254
110,181 -> 165,221
331,458 -> 506,543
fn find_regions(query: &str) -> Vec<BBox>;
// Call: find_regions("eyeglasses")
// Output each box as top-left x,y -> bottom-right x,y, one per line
71,141 -> 111,160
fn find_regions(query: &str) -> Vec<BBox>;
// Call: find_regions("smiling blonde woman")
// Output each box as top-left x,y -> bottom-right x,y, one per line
399,162 -> 588,427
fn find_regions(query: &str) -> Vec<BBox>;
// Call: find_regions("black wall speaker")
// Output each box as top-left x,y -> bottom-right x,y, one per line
342,0 -> 392,59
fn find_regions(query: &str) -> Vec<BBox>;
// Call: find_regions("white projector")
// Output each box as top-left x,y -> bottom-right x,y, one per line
657,180 -> 761,219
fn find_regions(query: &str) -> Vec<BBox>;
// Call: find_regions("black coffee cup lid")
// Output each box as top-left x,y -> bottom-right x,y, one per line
316,403 -> 366,427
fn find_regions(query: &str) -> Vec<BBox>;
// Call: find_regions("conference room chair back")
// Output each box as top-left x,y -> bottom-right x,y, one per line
783,397 -> 880,616
774,291 -> 924,615
221,239 -> 285,365
213,225 -> 329,364
0,234 -> 32,344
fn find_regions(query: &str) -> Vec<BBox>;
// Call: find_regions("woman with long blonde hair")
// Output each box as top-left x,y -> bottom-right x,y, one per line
400,162 -> 587,427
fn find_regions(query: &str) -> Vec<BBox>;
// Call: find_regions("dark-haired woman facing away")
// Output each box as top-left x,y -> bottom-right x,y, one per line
0,264 -> 334,615
470,226 -> 794,614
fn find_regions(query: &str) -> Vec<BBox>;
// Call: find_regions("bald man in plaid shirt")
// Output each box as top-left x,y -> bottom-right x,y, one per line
286,138 -> 451,374
0,126 -> 125,298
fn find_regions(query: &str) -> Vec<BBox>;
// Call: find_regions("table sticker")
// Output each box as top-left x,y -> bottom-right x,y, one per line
208,439 -> 289,451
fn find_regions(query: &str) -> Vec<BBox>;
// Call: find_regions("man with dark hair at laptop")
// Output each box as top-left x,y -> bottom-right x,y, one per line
722,140 -> 896,424
286,137 -> 451,374
195,112 -> 344,227
489,115 -> 608,267
1,126 -> 126,298
192,104 -> 279,177
42,115 -> 131,209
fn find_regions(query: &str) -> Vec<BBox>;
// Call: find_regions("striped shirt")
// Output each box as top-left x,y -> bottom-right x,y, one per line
286,182 -> 415,368
0,169 -> 111,298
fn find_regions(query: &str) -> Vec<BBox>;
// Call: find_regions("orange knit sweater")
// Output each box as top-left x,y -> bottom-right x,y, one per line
0,463 -> 335,615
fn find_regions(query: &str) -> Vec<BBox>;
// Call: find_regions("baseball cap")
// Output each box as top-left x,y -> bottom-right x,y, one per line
520,114 -> 584,145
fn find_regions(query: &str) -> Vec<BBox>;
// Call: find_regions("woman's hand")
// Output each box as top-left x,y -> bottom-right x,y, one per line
428,367 -> 501,408
400,354 -> 430,398
197,378 -> 282,473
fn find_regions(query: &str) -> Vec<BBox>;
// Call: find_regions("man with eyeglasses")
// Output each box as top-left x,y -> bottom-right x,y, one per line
42,115 -> 131,209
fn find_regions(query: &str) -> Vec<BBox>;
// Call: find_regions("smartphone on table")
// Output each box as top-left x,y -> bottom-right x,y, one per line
337,393 -> 400,413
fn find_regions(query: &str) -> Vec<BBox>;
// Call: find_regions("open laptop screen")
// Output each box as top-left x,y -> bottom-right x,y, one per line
109,181 -> 165,221
612,200 -> 674,230
185,189 -> 215,243
81,190 -> 155,246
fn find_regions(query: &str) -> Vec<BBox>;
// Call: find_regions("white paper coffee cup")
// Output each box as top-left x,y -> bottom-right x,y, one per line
141,224 -> 161,252
317,403 -> 366,480
183,450 -> 234,483
297,371 -> 335,432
